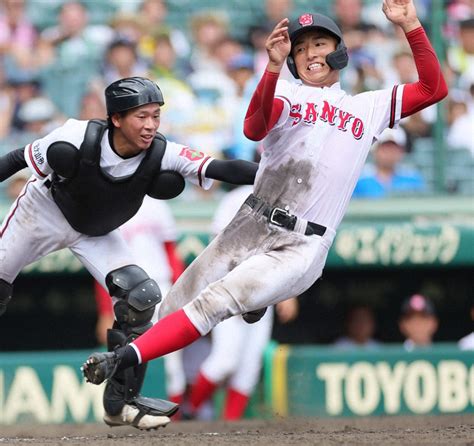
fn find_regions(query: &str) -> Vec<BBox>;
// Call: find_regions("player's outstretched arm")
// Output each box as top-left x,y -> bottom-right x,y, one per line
205,159 -> 258,185
243,18 -> 290,141
0,148 -> 28,182
383,0 -> 448,116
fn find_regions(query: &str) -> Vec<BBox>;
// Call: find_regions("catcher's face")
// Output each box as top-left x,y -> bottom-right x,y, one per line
112,103 -> 161,156
293,30 -> 339,87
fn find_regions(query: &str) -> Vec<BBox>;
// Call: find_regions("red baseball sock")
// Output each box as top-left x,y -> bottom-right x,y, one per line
168,393 -> 184,420
132,309 -> 201,363
223,388 -> 249,420
189,371 -> 218,412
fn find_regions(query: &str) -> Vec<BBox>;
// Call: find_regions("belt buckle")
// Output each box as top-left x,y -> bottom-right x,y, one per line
269,207 -> 289,227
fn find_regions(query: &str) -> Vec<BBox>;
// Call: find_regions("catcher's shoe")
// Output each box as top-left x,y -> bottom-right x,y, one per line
104,403 -> 170,430
242,307 -> 267,324
82,351 -> 120,384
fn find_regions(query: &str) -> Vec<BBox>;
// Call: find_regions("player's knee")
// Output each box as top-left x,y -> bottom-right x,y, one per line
106,265 -> 162,336
0,279 -> 13,317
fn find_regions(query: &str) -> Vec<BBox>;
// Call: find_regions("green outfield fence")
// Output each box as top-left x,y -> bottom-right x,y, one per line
1,343 -> 473,424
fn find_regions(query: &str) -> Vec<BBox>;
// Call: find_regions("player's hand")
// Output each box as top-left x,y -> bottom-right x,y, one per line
266,18 -> 291,72
382,0 -> 421,33
276,297 -> 299,324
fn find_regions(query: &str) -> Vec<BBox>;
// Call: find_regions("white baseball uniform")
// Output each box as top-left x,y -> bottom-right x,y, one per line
0,118 -> 214,291
200,185 -> 273,395
159,80 -> 404,336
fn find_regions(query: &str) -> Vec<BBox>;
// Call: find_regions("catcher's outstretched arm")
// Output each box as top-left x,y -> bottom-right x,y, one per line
0,148 -> 28,182
205,159 -> 258,185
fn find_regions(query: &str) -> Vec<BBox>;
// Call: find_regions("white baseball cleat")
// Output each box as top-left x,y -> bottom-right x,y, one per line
104,404 -> 171,430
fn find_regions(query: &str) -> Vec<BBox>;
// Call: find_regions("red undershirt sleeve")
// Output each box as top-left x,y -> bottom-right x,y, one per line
401,26 -> 448,118
244,70 -> 284,141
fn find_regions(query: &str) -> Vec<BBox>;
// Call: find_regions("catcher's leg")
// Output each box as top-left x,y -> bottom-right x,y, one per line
103,265 -> 178,428
0,279 -> 13,317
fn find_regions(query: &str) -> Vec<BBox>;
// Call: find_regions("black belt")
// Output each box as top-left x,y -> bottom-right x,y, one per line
244,195 -> 326,237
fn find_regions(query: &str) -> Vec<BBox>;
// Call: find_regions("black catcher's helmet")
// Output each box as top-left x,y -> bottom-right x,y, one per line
105,76 -> 164,116
287,13 -> 348,79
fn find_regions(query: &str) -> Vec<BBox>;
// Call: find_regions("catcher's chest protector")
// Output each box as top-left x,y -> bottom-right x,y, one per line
51,120 -> 167,236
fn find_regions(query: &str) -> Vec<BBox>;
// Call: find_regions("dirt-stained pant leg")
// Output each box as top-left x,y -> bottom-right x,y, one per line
158,205 -> 258,320
184,224 -> 335,335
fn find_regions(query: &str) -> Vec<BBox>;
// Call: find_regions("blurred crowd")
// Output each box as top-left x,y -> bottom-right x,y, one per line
0,0 -> 473,203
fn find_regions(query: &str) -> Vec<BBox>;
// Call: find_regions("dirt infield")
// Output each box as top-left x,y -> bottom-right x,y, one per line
1,415 -> 473,446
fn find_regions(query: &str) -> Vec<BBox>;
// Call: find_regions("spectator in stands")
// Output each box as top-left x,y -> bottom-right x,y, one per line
398,294 -> 438,351
136,0 -> 190,63
447,69 -> 474,155
0,63 -> 14,140
16,96 -> 60,137
262,0 -> 292,28
100,37 -> 148,86
149,31 -> 190,80
7,72 -> 41,133
147,32 -> 196,143
36,1 -> 114,117
458,301 -> 474,350
188,11 -> 229,74
224,53 -> 259,162
78,89 -> 107,121
334,304 -> 380,349
447,17 -> 474,79
0,0 -> 38,80
353,127 -> 425,198
333,0 -> 373,34
6,95 -> 63,148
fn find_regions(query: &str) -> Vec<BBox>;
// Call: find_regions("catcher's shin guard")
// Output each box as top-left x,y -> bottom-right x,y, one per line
103,329 -> 179,418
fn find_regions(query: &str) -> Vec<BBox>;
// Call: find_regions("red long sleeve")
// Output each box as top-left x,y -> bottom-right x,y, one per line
244,70 -> 284,141
401,27 -> 448,118
164,240 -> 185,283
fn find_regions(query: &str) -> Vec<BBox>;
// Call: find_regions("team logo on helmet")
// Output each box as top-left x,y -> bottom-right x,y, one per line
299,14 -> 313,27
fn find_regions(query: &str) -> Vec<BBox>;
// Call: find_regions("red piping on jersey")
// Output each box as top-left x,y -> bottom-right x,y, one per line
401,26 -> 448,118
275,94 -> 292,109
0,178 -> 37,237
197,156 -> 211,187
27,144 -> 47,178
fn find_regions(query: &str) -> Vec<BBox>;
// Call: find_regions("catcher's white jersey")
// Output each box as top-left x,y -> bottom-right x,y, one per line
0,119 -> 214,286
255,80 -> 404,230
24,119 -> 214,190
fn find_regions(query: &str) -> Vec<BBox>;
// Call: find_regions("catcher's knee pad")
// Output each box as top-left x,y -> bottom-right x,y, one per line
0,279 -> 13,317
106,265 -> 162,337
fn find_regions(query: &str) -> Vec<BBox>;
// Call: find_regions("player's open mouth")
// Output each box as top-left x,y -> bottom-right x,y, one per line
307,63 -> 324,71
141,135 -> 154,143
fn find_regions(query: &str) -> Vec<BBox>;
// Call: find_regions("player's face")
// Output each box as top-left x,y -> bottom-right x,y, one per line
112,103 -> 161,156
293,31 -> 339,87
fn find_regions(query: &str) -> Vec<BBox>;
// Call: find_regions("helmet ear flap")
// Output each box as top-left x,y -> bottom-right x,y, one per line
325,42 -> 349,70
